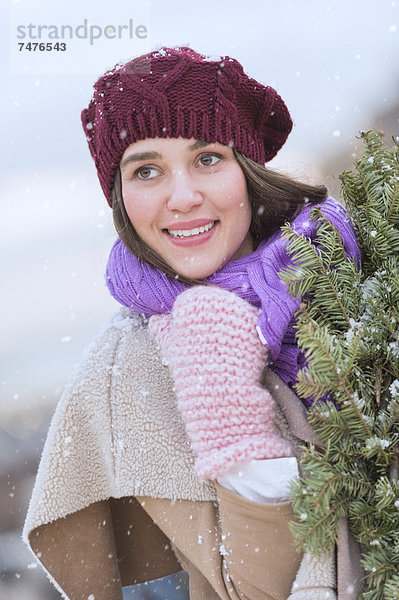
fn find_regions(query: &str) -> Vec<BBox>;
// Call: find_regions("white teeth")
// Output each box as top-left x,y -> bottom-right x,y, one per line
167,221 -> 215,238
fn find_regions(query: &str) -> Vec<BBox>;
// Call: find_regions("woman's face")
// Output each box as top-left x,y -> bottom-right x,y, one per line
120,137 -> 253,280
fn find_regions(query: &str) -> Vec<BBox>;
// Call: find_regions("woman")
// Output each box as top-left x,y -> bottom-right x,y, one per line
23,46 -> 363,600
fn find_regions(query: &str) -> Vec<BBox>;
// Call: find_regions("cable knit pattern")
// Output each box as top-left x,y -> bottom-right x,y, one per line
149,286 -> 293,480
81,46 -> 292,204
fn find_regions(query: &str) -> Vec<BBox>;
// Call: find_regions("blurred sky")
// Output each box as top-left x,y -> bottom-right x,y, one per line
1,0 -> 399,435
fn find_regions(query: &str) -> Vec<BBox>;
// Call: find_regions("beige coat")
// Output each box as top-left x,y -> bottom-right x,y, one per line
23,308 -> 365,600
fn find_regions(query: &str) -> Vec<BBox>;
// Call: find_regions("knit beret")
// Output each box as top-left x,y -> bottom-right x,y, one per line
81,46 -> 293,205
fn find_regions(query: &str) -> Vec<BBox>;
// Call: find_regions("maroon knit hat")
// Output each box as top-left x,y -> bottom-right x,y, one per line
81,46 -> 293,206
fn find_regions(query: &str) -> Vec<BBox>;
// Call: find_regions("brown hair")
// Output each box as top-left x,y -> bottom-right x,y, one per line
111,149 -> 328,285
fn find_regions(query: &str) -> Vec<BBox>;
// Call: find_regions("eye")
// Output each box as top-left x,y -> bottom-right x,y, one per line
134,165 -> 158,180
198,153 -> 221,167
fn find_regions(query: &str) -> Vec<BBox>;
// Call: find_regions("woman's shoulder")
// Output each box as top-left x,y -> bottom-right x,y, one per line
55,307 -> 159,414
88,306 -> 149,348
52,307 -> 217,502
76,307 -> 151,370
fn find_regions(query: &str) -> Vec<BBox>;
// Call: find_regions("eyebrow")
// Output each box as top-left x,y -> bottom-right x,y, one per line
120,140 -> 213,171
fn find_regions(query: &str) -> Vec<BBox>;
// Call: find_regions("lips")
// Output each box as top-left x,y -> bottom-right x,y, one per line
163,219 -> 218,247
164,218 -> 216,229
167,221 -> 215,238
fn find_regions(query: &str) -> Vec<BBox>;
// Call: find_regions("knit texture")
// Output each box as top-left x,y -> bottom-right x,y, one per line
149,286 -> 293,480
81,46 -> 292,204
23,306 -> 363,600
107,197 -> 361,407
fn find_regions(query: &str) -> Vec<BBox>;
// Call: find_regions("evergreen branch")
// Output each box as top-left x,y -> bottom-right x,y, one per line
290,495 -> 351,554
295,318 -> 375,439
282,129 -> 399,598
316,471 -> 373,510
385,178 -> 399,222
280,220 -> 353,328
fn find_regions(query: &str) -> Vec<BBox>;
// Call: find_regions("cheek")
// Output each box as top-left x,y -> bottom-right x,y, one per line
216,168 -> 249,210
225,182 -> 252,221
122,189 -> 153,233
231,187 -> 252,238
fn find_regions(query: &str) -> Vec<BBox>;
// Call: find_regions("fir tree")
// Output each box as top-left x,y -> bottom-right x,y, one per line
279,130 -> 399,599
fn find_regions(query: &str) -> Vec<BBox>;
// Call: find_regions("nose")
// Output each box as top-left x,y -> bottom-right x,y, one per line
166,170 -> 204,213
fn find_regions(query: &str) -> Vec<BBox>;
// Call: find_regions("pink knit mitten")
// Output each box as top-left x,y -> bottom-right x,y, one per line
149,286 -> 293,480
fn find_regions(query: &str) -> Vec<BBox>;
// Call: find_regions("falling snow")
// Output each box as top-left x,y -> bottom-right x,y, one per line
219,543 -> 228,556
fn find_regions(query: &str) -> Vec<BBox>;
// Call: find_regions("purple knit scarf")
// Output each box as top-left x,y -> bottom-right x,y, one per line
106,198 -> 361,405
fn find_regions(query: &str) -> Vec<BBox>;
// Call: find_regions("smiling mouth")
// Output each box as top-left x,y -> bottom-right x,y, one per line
166,221 -> 216,238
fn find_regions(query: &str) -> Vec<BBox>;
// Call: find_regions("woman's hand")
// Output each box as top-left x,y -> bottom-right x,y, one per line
149,285 -> 293,480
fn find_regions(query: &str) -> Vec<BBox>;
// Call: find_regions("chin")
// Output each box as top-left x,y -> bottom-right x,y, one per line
174,262 -> 219,281
176,269 -> 214,281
